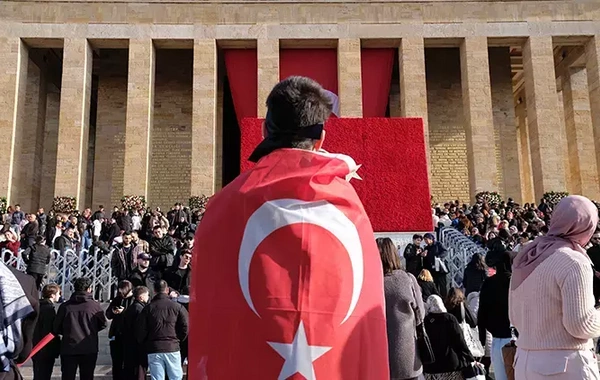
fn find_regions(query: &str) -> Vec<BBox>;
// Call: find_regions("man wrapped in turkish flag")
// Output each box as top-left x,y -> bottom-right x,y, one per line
190,76 -> 389,379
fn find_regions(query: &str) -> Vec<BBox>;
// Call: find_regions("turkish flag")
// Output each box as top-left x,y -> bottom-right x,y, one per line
190,148 -> 389,379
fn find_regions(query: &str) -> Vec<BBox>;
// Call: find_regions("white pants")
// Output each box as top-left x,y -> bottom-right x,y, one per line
514,348 -> 600,379
491,337 -> 512,380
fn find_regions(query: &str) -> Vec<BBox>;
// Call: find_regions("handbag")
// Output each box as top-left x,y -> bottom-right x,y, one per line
502,340 -> 517,380
415,322 -> 435,364
462,362 -> 486,380
411,279 -> 435,365
459,303 -> 485,358
434,257 -> 449,274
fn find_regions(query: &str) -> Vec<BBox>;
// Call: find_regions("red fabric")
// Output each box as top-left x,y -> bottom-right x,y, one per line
361,48 -> 395,117
240,118 -> 431,232
224,49 -> 258,125
280,49 -> 338,93
18,333 -> 55,367
190,149 -> 389,379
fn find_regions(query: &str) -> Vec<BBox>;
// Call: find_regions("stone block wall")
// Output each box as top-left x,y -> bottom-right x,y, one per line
148,49 -> 193,210
93,49 -> 128,209
426,48 -> 470,203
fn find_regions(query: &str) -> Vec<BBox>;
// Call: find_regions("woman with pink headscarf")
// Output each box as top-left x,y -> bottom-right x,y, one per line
509,195 -> 600,379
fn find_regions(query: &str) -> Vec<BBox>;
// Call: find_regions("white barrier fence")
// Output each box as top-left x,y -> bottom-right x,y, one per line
438,227 -> 487,289
1,248 -> 117,302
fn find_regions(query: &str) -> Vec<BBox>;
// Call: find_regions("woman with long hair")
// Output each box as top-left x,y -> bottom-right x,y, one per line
444,288 -> 476,328
423,295 -> 474,380
510,196 -> 600,379
377,237 -> 425,380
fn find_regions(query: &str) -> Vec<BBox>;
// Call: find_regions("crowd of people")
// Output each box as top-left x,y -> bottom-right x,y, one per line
0,202 -> 196,380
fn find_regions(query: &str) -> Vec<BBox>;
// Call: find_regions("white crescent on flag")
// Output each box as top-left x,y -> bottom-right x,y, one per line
238,198 -> 364,324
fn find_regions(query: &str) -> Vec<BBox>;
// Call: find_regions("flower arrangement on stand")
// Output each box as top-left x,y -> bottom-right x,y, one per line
189,195 -> 211,216
543,191 -> 569,206
475,191 -> 503,205
121,195 -> 147,211
0,197 -> 6,215
52,196 -> 76,214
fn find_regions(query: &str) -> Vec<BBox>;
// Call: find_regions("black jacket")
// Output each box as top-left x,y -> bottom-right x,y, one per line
53,292 -> 107,356
423,313 -> 473,374
136,293 -> 189,354
122,300 -> 147,358
463,265 -> 487,296
149,236 -> 175,273
53,235 -> 73,251
128,268 -> 160,297
404,243 -> 424,277
588,244 -> 600,303
164,266 -> 191,295
23,243 -> 52,275
106,295 -> 135,338
447,302 -> 477,328
20,221 -> 39,249
478,268 -> 512,342
417,280 -> 439,303
423,241 -> 447,272
33,299 -> 60,360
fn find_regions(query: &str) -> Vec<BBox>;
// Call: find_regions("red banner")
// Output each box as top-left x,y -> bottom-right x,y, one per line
361,48 -> 395,117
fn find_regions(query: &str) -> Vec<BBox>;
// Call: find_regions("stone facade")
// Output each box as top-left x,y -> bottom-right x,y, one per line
2,0 -> 600,210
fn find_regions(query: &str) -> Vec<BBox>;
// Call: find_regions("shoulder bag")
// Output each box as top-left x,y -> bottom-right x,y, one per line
460,303 -> 485,358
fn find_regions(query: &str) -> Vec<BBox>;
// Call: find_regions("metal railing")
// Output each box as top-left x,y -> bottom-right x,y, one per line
438,227 -> 487,289
1,248 -> 117,302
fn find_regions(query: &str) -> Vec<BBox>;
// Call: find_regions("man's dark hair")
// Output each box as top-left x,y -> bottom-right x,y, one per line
265,76 -> 332,150
42,284 -> 60,299
118,280 -> 133,294
153,280 -> 169,294
73,277 -> 92,292
15,204 -> 20,208
133,286 -> 149,299
412,234 -> 423,240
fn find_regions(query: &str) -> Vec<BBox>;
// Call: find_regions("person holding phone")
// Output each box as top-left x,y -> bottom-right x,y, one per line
106,280 -> 135,380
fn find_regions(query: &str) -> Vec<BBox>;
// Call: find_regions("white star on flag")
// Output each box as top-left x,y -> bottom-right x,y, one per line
267,321 -> 332,380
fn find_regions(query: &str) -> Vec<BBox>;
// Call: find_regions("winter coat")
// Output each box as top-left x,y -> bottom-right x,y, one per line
164,265 -> 191,295
404,243 -> 424,277
417,280 -> 440,303
53,291 -> 107,356
423,241 -> 447,272
20,221 -> 38,249
136,293 -> 189,354
128,268 -> 159,297
106,295 -> 135,338
33,299 -> 60,360
463,265 -> 487,296
53,235 -> 72,252
478,268 -> 512,342
37,213 -> 47,238
23,243 -> 52,275
149,236 -> 175,273
384,270 -> 425,379
447,302 -> 477,327
111,244 -> 136,281
122,300 -> 147,359
423,312 -> 473,374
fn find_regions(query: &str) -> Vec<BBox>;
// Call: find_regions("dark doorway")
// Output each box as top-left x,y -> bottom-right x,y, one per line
221,75 -> 241,186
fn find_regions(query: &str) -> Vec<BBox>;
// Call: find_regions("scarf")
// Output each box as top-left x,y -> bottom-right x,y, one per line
426,295 -> 447,314
512,195 -> 598,290
0,263 -> 33,371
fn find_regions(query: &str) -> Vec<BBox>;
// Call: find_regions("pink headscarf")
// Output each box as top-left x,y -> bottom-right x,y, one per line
512,195 -> 599,289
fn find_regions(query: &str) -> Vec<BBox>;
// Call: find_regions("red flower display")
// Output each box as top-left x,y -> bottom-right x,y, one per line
240,117 -> 432,232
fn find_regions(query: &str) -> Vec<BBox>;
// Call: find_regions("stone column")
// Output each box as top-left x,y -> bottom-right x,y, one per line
257,39 -> 279,118
460,37 -> 498,198
585,35 -> 600,196
516,99 -> 535,203
337,39 -> 363,117
561,67 -> 599,199
55,38 -> 92,210
0,38 -> 28,205
399,38 -> 430,165
522,36 -> 566,199
123,39 -> 155,200
192,39 -> 218,196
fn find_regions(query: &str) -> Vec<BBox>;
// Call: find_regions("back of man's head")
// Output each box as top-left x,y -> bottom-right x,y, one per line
249,76 -> 332,162
153,280 -> 169,295
133,286 -> 149,300
73,277 -> 92,292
